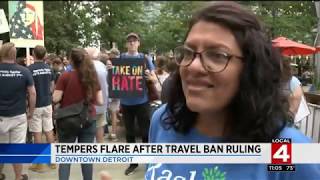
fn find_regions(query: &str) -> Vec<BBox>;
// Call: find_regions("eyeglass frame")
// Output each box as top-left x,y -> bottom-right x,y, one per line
173,45 -> 243,73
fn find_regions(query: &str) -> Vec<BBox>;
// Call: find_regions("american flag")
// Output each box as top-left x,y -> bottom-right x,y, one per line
9,1 -> 35,39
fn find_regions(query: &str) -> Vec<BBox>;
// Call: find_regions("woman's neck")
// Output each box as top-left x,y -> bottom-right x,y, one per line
195,110 -> 229,137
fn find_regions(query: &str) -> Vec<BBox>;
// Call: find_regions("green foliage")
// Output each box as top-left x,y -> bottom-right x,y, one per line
42,1 -> 318,57
43,1 -> 202,55
44,1 -> 84,55
144,1 -> 203,54
96,1 -> 145,52
242,1 -> 317,45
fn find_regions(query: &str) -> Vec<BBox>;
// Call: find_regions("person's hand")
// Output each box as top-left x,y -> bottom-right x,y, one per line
145,70 -> 156,82
27,112 -> 33,121
100,171 -> 112,180
54,103 -> 61,110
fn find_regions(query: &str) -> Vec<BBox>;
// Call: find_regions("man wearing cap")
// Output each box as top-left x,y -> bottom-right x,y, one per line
120,32 -> 156,175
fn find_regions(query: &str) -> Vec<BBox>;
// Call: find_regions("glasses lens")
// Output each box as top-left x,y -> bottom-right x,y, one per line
174,46 -> 193,66
203,50 -> 229,72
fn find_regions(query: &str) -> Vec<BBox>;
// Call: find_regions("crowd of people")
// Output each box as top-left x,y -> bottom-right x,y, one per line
0,29 -> 173,180
0,1 -> 319,180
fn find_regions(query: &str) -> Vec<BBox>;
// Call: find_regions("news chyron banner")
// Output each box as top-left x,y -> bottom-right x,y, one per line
0,144 -> 50,163
8,1 -> 44,47
1,140 -> 320,172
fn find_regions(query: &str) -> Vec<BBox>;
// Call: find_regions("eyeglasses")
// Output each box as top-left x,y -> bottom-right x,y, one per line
174,45 -> 243,73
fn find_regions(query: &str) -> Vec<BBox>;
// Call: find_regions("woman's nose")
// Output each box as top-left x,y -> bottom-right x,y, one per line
187,54 -> 207,73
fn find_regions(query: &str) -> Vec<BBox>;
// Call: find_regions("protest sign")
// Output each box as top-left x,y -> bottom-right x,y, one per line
108,58 -> 146,98
0,9 -> 9,34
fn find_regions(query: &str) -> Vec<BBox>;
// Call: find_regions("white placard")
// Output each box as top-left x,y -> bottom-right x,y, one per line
0,9 -> 9,34
294,96 -> 311,123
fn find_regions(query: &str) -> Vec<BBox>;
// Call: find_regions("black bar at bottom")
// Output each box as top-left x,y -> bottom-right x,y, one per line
267,164 -> 295,172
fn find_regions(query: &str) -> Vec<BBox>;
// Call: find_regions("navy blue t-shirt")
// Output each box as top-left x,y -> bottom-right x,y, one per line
119,53 -> 155,105
0,63 -> 34,116
28,62 -> 54,107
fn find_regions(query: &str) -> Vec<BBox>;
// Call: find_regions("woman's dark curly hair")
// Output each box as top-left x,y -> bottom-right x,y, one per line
162,1 -> 291,142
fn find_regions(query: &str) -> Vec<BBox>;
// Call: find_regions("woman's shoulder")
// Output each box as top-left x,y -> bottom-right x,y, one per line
149,104 -> 169,142
278,126 -> 312,143
151,104 -> 168,125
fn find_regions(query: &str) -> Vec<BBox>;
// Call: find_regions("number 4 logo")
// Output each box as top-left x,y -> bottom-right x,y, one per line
273,145 -> 290,162
271,143 -> 292,164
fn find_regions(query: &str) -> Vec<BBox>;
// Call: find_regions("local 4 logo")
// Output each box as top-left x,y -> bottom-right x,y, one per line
271,138 -> 292,164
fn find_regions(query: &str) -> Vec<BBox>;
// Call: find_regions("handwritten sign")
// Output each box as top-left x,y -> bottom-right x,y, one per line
108,58 -> 146,98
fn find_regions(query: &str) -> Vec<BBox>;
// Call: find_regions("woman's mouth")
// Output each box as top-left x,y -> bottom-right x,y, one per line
185,80 -> 215,92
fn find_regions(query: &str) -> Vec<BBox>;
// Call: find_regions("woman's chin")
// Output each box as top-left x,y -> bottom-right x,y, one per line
185,98 -> 208,113
185,96 -> 223,114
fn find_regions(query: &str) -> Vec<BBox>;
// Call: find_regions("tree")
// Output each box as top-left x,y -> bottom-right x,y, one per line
44,1 -> 97,55
95,1 -> 145,52
241,1 -> 317,77
242,1 -> 317,45
146,1 -> 203,54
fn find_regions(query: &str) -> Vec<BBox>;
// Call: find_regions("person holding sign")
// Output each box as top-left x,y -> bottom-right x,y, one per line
119,32 -> 156,176
147,2 -> 320,179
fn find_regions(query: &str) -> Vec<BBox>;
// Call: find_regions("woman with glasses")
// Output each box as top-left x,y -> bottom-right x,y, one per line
146,2 -> 320,179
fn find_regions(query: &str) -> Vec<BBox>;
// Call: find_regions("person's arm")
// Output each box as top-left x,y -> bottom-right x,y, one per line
96,90 -> 104,106
50,69 -> 55,93
53,72 -> 67,104
145,69 -> 157,83
288,86 -> 303,116
53,90 -> 63,104
50,80 -> 55,93
145,56 -> 157,82
27,85 -> 36,120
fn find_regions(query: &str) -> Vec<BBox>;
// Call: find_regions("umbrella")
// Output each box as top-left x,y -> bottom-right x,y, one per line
272,37 -> 316,56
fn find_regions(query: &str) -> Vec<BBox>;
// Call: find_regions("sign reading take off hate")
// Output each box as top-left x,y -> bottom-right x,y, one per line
108,58 -> 146,98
